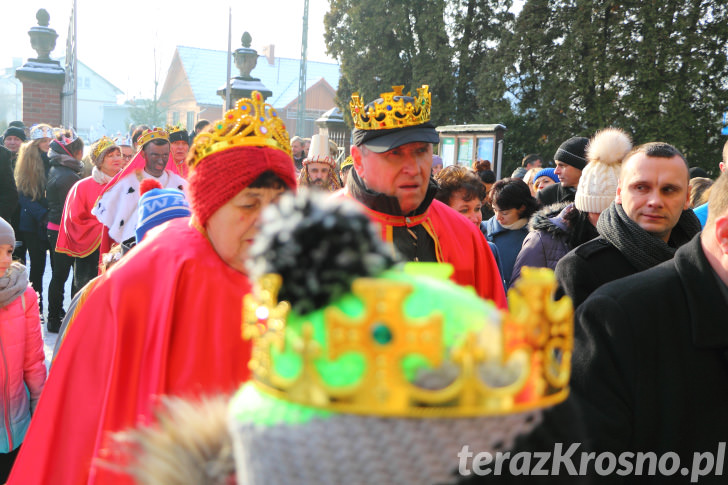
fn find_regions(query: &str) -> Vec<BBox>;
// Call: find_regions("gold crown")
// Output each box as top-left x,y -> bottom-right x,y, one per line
189,91 -> 291,168
350,85 -> 432,131
243,267 -> 573,418
91,136 -> 116,161
137,127 -> 169,149
166,123 -> 186,134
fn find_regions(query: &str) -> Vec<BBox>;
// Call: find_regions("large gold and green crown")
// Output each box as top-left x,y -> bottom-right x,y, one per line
243,266 -> 573,418
190,91 -> 291,167
350,85 -> 431,130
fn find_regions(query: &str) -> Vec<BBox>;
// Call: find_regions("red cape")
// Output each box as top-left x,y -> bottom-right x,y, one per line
332,189 -> 507,309
9,217 -> 252,484
56,176 -> 107,257
165,152 -> 189,179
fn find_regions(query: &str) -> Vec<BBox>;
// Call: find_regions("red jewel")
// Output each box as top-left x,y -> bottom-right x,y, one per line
228,114 -> 234,119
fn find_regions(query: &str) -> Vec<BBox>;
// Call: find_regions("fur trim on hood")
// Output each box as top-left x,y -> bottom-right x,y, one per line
102,395 -> 235,485
528,202 -> 571,235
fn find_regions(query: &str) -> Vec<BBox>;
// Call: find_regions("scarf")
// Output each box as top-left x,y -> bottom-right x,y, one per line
0,263 -> 29,308
92,166 -> 114,185
501,218 -> 528,231
597,202 -> 702,271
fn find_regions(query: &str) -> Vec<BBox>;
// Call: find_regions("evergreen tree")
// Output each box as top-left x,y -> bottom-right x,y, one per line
506,0 -> 728,172
325,0 -> 455,126
324,0 -> 728,174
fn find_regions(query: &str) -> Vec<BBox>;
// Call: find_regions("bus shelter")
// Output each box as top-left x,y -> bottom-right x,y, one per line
436,124 -> 507,179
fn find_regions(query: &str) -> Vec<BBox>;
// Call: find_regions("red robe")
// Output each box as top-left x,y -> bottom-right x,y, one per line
8,217 -> 252,485
55,176 -> 107,257
332,189 -> 507,309
165,152 -> 189,179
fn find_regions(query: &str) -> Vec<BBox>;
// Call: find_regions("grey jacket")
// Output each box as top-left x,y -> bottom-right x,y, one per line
509,203 -> 571,288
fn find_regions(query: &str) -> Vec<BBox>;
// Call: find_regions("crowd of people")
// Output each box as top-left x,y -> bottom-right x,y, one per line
0,81 -> 725,484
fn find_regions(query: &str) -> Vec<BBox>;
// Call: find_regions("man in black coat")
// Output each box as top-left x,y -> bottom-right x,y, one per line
555,142 -> 701,308
537,137 -> 588,206
567,171 -> 728,483
0,145 -> 18,223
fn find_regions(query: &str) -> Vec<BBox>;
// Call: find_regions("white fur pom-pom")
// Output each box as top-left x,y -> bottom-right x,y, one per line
586,127 -> 633,166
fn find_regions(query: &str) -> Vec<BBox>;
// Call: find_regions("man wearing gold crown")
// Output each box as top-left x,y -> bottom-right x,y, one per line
338,85 -> 506,307
92,127 -> 188,250
165,124 -> 191,179
7,92 -> 298,485
298,133 -> 342,192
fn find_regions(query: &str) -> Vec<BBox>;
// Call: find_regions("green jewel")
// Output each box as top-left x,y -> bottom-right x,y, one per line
371,323 -> 392,345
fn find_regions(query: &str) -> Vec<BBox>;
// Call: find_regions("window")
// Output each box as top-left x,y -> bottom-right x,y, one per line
172,111 -> 180,125
186,111 -> 195,130
477,137 -> 494,163
457,138 -> 473,166
441,137 -> 455,167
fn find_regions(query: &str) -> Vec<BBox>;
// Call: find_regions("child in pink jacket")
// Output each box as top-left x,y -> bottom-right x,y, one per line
0,217 -> 46,481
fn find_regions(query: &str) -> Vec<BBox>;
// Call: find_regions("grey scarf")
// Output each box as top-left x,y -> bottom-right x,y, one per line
597,202 -> 701,271
0,263 -> 29,308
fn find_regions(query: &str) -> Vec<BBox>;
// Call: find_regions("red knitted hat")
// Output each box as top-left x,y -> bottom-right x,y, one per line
189,145 -> 297,226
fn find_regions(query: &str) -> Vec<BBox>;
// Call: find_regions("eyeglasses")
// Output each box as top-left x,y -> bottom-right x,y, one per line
122,154 -> 132,161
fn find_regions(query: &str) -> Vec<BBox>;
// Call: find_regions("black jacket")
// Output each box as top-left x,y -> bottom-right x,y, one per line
536,182 -> 575,206
554,237 -> 637,309
0,146 -> 17,222
554,208 -> 699,309
46,159 -> 82,226
568,234 -> 728,483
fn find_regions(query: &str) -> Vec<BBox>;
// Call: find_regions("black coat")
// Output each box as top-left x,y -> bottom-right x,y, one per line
569,234 -> 728,483
536,183 -> 575,206
46,161 -> 82,226
0,146 -> 17,222
554,237 -> 637,309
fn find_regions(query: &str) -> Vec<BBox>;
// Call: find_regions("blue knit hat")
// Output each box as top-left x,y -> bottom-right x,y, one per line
533,167 -> 559,184
135,180 -> 191,243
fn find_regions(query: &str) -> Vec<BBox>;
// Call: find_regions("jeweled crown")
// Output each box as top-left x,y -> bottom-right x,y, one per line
166,123 -> 186,135
136,127 -> 169,150
91,136 -> 116,161
243,266 -> 573,418
189,91 -> 291,168
349,85 -> 432,131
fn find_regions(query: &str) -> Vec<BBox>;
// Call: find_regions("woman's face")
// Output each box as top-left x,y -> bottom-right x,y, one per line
534,176 -> 556,192
449,190 -> 482,226
205,185 -> 287,273
100,148 -> 124,177
493,204 -> 525,227
37,138 -> 51,154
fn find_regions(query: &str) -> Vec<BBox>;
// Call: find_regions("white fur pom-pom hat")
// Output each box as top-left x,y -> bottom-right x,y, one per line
575,127 -> 633,213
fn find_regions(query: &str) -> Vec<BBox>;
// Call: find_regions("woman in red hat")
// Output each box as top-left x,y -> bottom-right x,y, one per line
9,92 -> 298,485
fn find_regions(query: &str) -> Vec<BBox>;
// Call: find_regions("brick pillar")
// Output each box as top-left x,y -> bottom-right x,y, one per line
15,70 -> 65,127
16,8 -> 65,128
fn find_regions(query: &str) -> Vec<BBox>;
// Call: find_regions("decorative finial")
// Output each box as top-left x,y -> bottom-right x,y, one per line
36,9 -> 50,27
241,32 -> 252,48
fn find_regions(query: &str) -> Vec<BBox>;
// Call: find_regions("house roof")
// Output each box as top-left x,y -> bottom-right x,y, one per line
58,57 -> 124,96
175,45 -> 340,108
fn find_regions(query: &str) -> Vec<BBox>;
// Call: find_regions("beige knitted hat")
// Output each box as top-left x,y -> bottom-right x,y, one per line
575,127 -> 633,213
